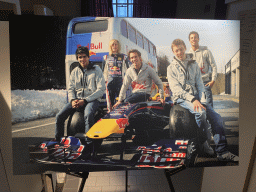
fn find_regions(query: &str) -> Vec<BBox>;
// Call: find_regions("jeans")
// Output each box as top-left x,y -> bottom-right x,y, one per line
106,77 -> 123,109
176,97 -> 228,155
55,100 -> 99,139
204,81 -> 213,108
124,92 -> 150,103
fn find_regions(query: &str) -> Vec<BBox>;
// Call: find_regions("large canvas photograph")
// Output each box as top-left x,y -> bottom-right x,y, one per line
10,16 -> 240,174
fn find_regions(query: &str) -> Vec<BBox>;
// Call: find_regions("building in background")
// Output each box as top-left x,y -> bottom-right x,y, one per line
225,50 -> 240,97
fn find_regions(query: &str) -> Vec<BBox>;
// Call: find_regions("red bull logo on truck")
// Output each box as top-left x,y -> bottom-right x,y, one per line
89,50 -> 96,56
77,42 -> 105,59
77,42 -> 103,50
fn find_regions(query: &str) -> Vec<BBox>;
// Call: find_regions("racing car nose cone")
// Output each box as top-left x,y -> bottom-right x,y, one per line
86,119 -> 124,139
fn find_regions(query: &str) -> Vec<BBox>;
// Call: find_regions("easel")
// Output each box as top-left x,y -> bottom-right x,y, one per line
40,171 -> 88,192
243,136 -> 256,192
40,165 -> 186,192
164,166 -> 186,192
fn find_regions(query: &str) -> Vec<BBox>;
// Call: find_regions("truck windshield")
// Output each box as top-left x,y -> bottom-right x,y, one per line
73,20 -> 108,34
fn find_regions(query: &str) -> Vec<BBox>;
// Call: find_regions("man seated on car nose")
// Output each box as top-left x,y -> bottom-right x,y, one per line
167,39 -> 239,161
113,49 -> 165,108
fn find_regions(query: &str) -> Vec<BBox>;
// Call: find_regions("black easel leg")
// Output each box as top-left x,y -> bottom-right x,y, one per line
78,172 -> 89,192
41,174 -> 54,192
120,134 -> 127,160
126,170 -> 128,192
164,169 -> 175,192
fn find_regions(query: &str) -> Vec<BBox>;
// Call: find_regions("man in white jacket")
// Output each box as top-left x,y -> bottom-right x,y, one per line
55,46 -> 105,141
113,49 -> 164,108
188,31 -> 217,107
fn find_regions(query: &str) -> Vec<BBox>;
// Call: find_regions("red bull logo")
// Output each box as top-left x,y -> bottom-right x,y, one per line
110,66 -> 120,71
116,118 -> 129,129
89,50 -> 96,56
39,143 -> 48,152
39,143 -> 46,149
175,140 -> 188,145
77,42 -> 103,50
60,137 -> 71,145
110,66 -> 121,75
138,155 -> 179,163
171,153 -> 186,158
131,81 -> 147,90
77,42 -> 103,57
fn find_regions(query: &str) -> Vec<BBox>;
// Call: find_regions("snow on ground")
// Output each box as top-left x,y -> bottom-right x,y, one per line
11,89 -> 231,124
11,89 -> 67,124
219,92 -> 228,95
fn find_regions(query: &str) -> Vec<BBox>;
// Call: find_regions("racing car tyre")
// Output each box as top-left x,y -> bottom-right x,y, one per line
169,104 -> 198,139
67,111 -> 85,136
67,107 -> 106,136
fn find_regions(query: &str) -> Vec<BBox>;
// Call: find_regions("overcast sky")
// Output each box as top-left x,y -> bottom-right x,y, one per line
126,18 -> 240,73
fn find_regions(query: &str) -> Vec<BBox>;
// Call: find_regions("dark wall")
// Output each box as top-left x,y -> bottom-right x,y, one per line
10,15 -> 73,90
150,0 -> 177,18
19,0 -> 81,16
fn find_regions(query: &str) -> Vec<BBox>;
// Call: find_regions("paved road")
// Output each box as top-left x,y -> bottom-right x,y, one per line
12,95 -> 239,173
195,95 -> 239,167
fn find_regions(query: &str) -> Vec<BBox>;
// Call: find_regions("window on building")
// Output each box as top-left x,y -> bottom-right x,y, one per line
128,24 -> 136,44
153,46 -> 156,56
113,0 -> 133,17
137,31 -> 143,48
121,19 -> 128,38
144,37 -> 149,53
149,42 -> 154,54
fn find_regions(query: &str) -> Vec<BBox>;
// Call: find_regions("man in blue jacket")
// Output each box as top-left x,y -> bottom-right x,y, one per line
167,39 -> 238,161
55,46 -> 105,141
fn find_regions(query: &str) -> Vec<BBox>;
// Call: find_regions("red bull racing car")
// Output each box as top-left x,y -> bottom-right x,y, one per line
31,95 -> 203,170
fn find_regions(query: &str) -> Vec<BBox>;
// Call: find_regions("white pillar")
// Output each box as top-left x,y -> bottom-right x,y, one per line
236,68 -> 240,97
231,70 -> 236,96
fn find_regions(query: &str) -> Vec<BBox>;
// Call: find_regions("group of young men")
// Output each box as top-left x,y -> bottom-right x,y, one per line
55,31 -> 238,162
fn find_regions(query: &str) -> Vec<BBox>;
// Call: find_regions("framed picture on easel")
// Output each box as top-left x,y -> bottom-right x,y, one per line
10,16 -> 240,174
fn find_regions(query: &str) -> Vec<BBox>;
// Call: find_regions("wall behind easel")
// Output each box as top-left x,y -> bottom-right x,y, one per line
201,1 -> 256,191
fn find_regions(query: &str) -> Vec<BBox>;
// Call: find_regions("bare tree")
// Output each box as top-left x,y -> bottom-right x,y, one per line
157,54 -> 170,79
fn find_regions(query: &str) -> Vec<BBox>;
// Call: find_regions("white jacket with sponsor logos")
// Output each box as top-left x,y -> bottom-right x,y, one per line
118,63 -> 164,101
68,63 -> 105,103
188,46 -> 217,82
167,54 -> 205,103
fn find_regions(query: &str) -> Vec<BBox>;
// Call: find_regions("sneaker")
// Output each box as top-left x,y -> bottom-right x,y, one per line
201,140 -> 215,156
217,152 -> 239,161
